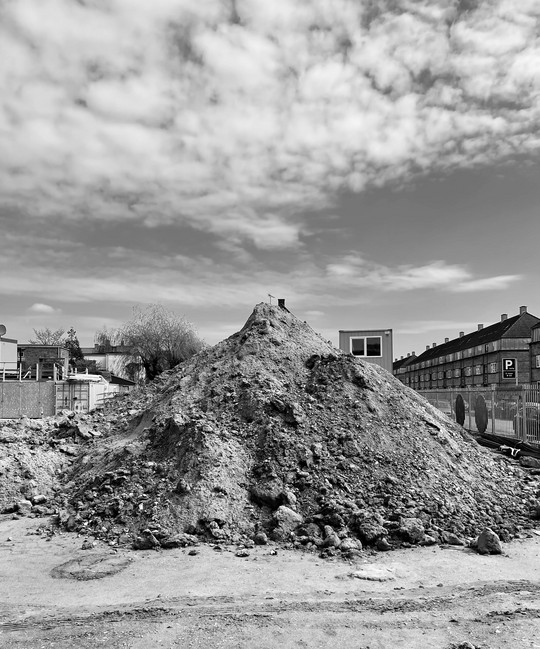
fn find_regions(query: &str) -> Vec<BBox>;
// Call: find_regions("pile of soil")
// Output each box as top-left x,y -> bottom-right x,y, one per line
0,417 -> 74,515
53,303 -> 540,554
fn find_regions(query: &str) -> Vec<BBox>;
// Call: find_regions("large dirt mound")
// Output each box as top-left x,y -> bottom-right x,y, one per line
60,304 -> 539,553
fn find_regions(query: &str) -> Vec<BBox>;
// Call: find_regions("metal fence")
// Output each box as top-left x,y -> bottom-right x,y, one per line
418,385 -> 540,446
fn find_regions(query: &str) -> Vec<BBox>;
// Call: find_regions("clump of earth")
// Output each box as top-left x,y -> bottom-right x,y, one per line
2,304 -> 540,556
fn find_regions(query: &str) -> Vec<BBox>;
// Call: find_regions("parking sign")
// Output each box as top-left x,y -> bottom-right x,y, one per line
503,358 -> 517,379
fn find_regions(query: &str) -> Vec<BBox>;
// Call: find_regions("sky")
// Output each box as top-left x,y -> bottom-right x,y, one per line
1,0 -> 540,360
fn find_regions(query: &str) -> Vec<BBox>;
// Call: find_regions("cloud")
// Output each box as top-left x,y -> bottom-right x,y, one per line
326,255 -> 522,292
450,275 -> 522,292
28,303 -> 60,314
2,0 -> 540,248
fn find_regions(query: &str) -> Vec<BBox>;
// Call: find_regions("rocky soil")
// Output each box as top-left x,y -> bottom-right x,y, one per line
1,303 -> 540,556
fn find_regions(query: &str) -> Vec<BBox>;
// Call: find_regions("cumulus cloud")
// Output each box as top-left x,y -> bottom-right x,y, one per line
2,0 -> 540,248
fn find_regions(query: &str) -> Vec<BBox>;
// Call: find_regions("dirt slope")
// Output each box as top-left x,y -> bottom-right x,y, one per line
53,303 -> 539,553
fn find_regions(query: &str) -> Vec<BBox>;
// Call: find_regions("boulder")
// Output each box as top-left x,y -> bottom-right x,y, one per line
272,506 -> 303,540
475,528 -> 502,555
398,517 -> 425,544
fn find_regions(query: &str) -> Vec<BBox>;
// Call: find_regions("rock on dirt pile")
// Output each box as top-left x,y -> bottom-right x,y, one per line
60,303 -> 539,553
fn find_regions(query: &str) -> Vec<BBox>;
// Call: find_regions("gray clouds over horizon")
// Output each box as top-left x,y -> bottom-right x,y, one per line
2,0 -> 540,250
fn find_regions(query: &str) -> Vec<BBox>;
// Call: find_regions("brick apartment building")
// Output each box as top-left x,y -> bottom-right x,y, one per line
531,321 -> 540,385
395,306 -> 540,390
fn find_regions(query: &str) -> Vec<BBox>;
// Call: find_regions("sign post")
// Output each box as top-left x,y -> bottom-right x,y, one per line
502,358 -> 517,384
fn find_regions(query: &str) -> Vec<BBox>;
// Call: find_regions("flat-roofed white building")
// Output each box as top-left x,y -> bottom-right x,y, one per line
338,328 -> 394,373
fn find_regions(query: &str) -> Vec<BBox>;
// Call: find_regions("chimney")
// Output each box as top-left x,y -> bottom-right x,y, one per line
406,353 -> 410,357
477,324 -> 483,331
400,356 -> 404,360
501,313 -> 507,321
278,298 -> 286,309
459,331 -> 464,337
426,345 -> 430,350
520,305 -> 527,315
445,337 -> 449,343
432,342 -> 436,348
412,351 -> 415,356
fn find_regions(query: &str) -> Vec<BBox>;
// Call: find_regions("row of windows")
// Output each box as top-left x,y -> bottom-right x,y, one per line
410,363 -> 501,382
412,343 -> 504,369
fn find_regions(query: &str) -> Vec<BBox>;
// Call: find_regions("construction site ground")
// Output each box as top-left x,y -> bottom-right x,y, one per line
2,515 -> 540,649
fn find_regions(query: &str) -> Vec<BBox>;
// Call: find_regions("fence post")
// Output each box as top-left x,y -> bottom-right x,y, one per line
467,387 -> 471,431
491,385 -> 496,435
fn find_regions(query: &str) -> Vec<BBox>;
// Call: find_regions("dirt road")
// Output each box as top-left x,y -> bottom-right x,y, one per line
1,516 -> 540,648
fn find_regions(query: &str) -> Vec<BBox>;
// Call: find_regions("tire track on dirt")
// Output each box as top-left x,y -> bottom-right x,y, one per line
2,578 -> 540,632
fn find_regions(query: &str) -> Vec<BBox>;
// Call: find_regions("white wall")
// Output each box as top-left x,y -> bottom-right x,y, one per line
0,339 -> 18,371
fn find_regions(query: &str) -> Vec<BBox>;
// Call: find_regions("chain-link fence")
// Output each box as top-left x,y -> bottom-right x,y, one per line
418,385 -> 540,446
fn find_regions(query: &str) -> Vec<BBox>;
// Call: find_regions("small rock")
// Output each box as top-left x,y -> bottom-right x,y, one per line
81,538 -> 94,550
235,549 -> 250,558
253,531 -> 268,545
530,501 -> 540,520
475,528 -> 502,555
520,456 -> 540,468
271,506 -> 303,541
398,518 -> 425,543
339,537 -> 362,552
442,532 -> 465,546
132,531 -> 160,550
16,500 -> 33,515
376,537 -> 392,552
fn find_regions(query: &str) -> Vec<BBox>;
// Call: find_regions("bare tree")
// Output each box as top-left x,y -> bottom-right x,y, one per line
120,305 -> 205,382
28,327 -> 65,345
94,326 -> 122,353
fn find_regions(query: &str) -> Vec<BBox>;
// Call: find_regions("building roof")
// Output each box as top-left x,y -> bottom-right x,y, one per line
18,343 -> 68,350
409,311 -> 540,367
393,355 -> 417,371
97,370 -> 136,386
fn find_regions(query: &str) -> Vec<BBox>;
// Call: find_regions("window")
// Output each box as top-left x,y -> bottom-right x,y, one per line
350,336 -> 382,357
474,365 -> 482,375
454,368 -> 461,377
446,370 -> 452,379
488,362 -> 498,374
464,366 -> 472,376
536,355 -> 540,368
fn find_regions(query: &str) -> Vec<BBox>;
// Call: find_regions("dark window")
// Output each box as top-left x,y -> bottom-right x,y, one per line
366,337 -> 381,356
351,338 -> 365,356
